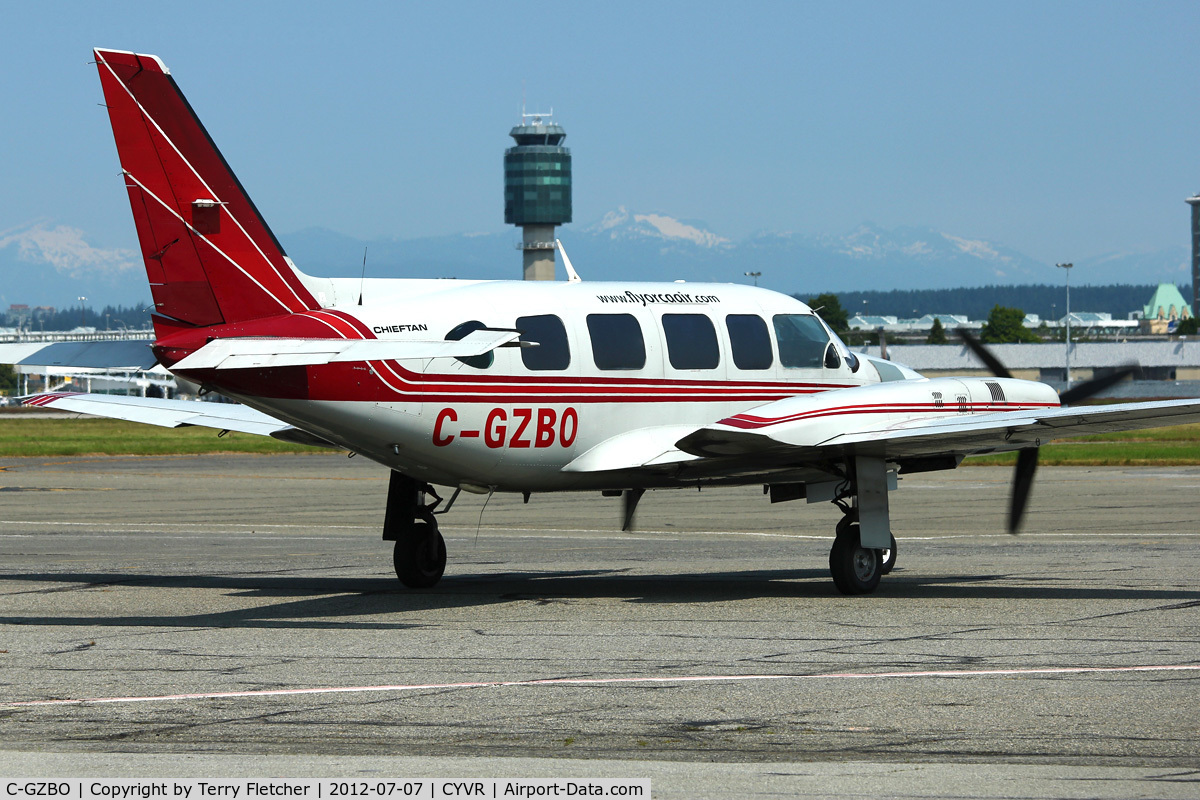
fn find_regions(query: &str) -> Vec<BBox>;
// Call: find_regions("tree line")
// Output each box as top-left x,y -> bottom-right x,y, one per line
801,291 -> 1199,344
816,283 -> 1188,321
1,304 -> 151,332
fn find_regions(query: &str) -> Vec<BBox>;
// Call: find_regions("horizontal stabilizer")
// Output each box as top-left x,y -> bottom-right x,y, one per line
0,340 -> 156,370
171,329 -> 523,371
23,392 -> 294,437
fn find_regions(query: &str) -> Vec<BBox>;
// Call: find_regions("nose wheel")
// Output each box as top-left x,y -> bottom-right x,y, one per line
393,518 -> 446,588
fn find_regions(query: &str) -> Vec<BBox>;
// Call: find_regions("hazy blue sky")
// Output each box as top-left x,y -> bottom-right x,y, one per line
3,0 -> 1199,272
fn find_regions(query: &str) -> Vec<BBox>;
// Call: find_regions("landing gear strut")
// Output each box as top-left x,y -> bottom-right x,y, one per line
384,471 -> 447,588
826,456 -> 897,595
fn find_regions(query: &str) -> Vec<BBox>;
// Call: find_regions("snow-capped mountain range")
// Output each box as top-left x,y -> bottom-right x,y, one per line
1,210 -> 1191,308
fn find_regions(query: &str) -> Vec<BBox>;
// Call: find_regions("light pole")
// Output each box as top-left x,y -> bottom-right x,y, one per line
743,271 -> 761,287
1056,263 -> 1073,389
77,296 -> 87,329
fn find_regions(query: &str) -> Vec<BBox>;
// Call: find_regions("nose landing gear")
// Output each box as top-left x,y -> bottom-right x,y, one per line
392,518 -> 446,588
384,471 -> 448,588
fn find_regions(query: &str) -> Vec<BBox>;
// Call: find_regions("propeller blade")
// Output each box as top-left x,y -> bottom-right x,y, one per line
1058,365 -> 1137,406
956,329 -> 1013,379
1009,447 -> 1039,534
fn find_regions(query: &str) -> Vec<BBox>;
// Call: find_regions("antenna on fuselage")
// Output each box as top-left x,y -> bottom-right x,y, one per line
358,247 -> 367,306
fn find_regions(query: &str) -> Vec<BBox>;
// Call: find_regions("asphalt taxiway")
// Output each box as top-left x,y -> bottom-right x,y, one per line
1,454 -> 1199,798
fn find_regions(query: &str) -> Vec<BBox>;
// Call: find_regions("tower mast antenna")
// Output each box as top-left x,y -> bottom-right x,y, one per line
358,247 -> 367,306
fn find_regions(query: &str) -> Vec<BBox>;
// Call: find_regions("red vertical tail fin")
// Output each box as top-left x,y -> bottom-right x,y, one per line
94,48 -> 317,328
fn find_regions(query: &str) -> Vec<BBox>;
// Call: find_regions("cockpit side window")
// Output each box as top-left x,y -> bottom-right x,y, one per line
445,320 -> 492,369
773,314 -> 831,368
517,314 -> 571,370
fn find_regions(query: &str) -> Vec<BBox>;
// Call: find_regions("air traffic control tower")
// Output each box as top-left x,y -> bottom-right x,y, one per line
505,113 -> 571,280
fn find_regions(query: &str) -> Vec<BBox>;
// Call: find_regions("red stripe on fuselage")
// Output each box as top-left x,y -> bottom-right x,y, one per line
173,308 -> 863,404
718,401 -> 1062,429
190,359 -> 839,405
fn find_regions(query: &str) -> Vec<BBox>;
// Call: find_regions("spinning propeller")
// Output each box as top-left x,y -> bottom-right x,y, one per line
956,330 -> 1136,533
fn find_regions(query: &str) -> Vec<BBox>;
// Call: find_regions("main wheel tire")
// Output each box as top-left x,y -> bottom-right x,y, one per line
829,523 -> 882,595
393,519 -> 446,588
879,534 -> 898,575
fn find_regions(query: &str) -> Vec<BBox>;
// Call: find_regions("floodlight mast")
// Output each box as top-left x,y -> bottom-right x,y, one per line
1056,262 -> 1073,391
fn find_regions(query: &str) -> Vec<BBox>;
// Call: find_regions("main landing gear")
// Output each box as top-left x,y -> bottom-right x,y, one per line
825,456 -> 899,596
828,512 -> 897,595
384,471 -> 447,588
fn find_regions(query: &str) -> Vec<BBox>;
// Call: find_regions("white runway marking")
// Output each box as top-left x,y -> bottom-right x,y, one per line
6,664 -> 1198,708
4,519 -> 1200,541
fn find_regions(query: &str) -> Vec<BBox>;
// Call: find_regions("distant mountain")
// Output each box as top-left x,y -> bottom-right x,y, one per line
282,213 -> 1188,293
1076,247 -> 1192,285
739,223 -> 1056,291
0,221 -> 151,311
587,207 -> 732,249
2,211 -> 1192,308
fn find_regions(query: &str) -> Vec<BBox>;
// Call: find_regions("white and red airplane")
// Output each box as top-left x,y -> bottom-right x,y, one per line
8,48 -> 1200,594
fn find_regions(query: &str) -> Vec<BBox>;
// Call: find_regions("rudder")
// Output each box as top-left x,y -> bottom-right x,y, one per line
94,48 -> 317,328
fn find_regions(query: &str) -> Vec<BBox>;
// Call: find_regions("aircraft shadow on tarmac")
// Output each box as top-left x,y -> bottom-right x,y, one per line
2,569 -> 1200,630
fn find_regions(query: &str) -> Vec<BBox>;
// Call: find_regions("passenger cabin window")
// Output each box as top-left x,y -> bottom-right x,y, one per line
773,314 -> 831,368
587,314 -> 646,370
517,314 -> 571,370
725,314 -> 773,370
445,320 -> 492,369
662,313 -> 720,370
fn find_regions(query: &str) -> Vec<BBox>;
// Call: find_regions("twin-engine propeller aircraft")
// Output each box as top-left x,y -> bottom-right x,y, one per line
8,48 -> 1200,594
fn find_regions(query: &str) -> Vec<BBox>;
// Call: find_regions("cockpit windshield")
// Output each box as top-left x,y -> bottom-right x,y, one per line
773,314 -> 831,369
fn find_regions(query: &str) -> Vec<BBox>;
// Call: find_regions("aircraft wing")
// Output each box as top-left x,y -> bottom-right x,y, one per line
21,392 -> 308,440
0,340 -> 157,370
677,398 -> 1200,463
172,329 -> 523,370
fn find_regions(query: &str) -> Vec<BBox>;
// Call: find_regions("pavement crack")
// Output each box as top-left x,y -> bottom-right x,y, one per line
1049,600 -> 1200,624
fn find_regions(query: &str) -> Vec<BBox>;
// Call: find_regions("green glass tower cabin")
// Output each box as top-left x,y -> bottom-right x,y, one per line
505,116 -> 571,280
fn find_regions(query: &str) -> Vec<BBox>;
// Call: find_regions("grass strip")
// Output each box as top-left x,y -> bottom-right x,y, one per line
964,441 -> 1200,466
5,415 -> 1200,464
